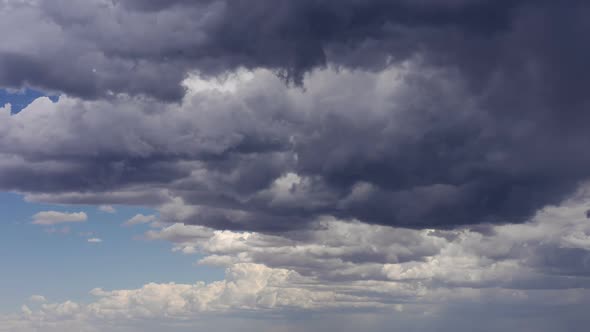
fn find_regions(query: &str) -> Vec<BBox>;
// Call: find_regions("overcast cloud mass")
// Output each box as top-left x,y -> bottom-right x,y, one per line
1,0 -> 590,331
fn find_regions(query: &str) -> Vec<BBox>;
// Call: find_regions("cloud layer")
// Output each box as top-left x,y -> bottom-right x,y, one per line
2,1 -> 590,231
2,62 -> 590,231
5,187 -> 590,331
2,1 -> 590,330
0,0 -> 533,99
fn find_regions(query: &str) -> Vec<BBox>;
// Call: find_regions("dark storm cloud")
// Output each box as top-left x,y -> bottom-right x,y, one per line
0,0 -> 539,98
1,0 -> 590,232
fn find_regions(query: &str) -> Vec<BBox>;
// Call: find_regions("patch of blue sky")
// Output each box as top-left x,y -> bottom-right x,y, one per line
0,88 -> 59,113
0,192 -> 225,313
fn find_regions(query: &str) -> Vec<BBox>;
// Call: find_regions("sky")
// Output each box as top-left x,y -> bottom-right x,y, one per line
1,0 -> 590,331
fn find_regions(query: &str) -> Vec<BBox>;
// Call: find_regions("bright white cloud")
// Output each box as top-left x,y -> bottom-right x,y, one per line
183,70 -> 256,94
147,184 -> 590,291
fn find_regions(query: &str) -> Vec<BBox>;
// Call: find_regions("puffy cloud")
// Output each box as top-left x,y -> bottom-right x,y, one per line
0,0 -> 589,232
3,1 -> 590,330
147,186 -> 590,289
4,189 -> 590,331
0,62 -> 588,232
0,0 -> 547,100
31,211 -> 87,225
6,263 -> 398,327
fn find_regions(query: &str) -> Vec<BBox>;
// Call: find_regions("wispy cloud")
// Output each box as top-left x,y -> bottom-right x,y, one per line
28,295 -> 47,303
124,214 -> 157,227
98,205 -> 116,213
32,211 -> 87,226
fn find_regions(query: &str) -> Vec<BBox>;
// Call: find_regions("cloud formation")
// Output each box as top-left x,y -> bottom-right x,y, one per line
3,1 -> 590,330
149,186 -> 590,288
31,211 -> 87,225
2,0 -> 590,230
0,0 -> 535,100
2,61 -> 589,231
5,188 -> 590,331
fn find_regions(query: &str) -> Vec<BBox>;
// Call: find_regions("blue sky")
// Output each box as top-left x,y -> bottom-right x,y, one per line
0,89 -> 58,113
0,191 -> 223,313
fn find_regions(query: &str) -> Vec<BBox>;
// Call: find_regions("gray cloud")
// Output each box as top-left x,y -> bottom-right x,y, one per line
1,1 -> 590,232
0,0 -> 577,99
146,189 -> 590,289
3,2 -> 590,330
0,61 -> 589,232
